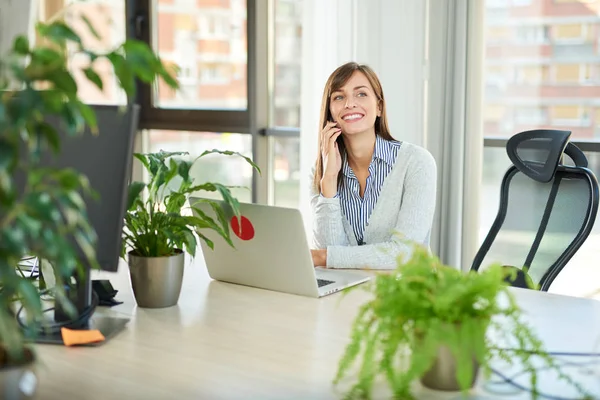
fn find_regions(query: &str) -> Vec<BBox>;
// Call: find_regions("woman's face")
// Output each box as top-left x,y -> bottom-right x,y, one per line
329,71 -> 380,137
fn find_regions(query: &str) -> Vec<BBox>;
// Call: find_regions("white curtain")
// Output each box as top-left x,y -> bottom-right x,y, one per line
0,0 -> 38,54
426,0 -> 485,269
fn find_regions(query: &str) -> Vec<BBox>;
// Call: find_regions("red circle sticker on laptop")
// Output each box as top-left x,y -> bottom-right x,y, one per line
230,215 -> 255,241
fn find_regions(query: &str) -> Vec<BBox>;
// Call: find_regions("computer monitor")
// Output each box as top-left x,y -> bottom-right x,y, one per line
20,104 -> 139,344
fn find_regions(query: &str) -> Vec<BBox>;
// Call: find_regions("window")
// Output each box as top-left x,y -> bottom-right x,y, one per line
554,24 -> 584,40
484,105 -> 506,122
554,63 -> 582,83
515,26 -> 549,44
486,27 -> 511,43
154,1 -> 247,111
487,0 -> 510,7
146,131 -> 253,202
516,66 -> 547,84
135,0 -> 303,207
514,107 -> 547,125
512,0 -> 533,5
595,109 -> 600,137
269,0 -> 303,209
38,0 -> 127,104
550,105 -> 591,126
480,0 -> 600,295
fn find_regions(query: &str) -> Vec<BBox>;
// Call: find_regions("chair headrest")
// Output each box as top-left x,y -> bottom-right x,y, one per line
506,129 -> 588,183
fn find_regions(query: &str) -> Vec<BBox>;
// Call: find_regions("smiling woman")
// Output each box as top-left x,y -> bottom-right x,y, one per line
309,62 -> 438,270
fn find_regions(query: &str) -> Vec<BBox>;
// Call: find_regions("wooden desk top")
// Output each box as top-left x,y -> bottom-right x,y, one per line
34,258 -> 600,400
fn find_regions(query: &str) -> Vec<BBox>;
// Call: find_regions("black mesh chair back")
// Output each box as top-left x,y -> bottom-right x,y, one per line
471,129 -> 599,291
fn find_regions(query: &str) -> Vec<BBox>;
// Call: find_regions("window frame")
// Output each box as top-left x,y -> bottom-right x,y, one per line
129,0 -> 251,133
128,0 -> 274,204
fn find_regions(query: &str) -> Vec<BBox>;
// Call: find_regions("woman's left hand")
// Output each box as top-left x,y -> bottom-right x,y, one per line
311,249 -> 327,267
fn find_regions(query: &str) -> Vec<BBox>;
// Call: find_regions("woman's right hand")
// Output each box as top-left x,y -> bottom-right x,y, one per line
320,121 -> 342,197
321,121 -> 342,178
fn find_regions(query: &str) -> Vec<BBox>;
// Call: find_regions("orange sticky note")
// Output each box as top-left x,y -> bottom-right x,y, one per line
60,327 -> 105,347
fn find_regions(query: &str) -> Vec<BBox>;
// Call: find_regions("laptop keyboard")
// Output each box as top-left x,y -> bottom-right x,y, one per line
317,278 -> 334,288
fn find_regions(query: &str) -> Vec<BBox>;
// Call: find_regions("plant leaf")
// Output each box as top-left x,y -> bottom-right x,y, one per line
83,67 -> 103,91
127,182 -> 146,211
80,14 -> 101,40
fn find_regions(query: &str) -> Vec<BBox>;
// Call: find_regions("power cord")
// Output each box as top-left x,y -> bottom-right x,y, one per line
486,349 -> 600,400
16,289 -> 99,336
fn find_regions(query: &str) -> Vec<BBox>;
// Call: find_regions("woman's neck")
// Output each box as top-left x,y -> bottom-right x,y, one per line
343,132 -> 376,172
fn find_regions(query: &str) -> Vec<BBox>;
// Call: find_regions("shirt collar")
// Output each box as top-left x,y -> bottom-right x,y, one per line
373,134 -> 397,167
341,135 -> 395,178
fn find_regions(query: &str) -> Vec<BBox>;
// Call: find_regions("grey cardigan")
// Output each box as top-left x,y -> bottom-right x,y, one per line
310,141 -> 437,269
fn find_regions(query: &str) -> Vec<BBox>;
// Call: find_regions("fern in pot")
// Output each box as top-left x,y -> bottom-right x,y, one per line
122,150 -> 259,308
333,245 -> 590,399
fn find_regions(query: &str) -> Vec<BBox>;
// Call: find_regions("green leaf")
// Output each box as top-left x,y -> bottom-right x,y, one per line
16,280 -> 42,318
31,47 -> 63,64
76,101 -> 98,134
177,160 -> 192,182
196,232 -> 214,250
127,182 -> 146,211
196,149 -> 261,174
80,14 -> 101,40
122,40 -> 158,83
13,36 -> 29,55
158,61 -> 179,89
0,138 -> 17,170
74,231 -> 96,262
1,225 -> 27,255
182,229 -> 197,256
52,70 -> 78,96
36,21 -> 82,45
39,89 -> 66,113
133,153 -> 150,172
61,103 -> 85,135
83,67 -> 103,91
107,53 -> 135,99
35,121 -> 61,153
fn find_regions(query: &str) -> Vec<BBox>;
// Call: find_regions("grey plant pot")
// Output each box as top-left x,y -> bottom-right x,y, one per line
0,348 -> 37,400
420,345 -> 479,391
127,250 -> 185,308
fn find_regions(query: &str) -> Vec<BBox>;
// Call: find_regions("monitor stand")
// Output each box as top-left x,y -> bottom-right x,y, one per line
25,268 -> 129,346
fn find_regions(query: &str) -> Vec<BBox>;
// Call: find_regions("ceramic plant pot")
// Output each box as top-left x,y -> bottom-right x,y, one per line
0,347 -> 37,400
128,249 -> 185,308
420,344 -> 479,391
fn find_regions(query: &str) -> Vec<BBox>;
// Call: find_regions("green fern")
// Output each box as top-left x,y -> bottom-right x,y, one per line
333,244 -> 590,399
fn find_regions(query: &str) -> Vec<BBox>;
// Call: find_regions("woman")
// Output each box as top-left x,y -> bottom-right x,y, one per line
310,62 -> 437,269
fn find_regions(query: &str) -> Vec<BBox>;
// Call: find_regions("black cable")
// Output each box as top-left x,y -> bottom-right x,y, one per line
485,349 -> 600,400
16,290 -> 99,336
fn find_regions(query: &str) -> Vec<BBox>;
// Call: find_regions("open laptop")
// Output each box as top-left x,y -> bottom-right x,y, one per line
190,198 -> 370,298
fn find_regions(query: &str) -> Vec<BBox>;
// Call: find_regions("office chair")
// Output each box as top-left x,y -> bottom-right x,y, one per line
471,129 -> 599,291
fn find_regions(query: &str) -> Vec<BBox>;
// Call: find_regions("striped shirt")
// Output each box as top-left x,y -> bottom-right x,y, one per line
339,135 -> 402,245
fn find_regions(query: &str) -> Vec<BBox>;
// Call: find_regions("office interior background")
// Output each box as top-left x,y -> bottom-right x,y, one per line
32,0 -> 600,296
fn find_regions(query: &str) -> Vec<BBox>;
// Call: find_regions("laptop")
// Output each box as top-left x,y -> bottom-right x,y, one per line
190,198 -> 370,298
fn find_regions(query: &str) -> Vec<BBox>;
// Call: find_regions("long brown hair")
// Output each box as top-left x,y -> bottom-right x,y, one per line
312,62 -> 394,194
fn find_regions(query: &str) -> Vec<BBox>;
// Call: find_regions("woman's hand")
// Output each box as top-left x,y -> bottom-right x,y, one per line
320,121 -> 342,197
311,249 -> 327,267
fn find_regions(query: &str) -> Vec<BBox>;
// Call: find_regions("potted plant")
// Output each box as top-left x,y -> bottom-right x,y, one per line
333,244 -> 590,399
122,150 -> 259,308
0,14 -> 177,398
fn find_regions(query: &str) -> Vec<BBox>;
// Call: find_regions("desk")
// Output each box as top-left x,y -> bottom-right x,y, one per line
34,259 -> 600,400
